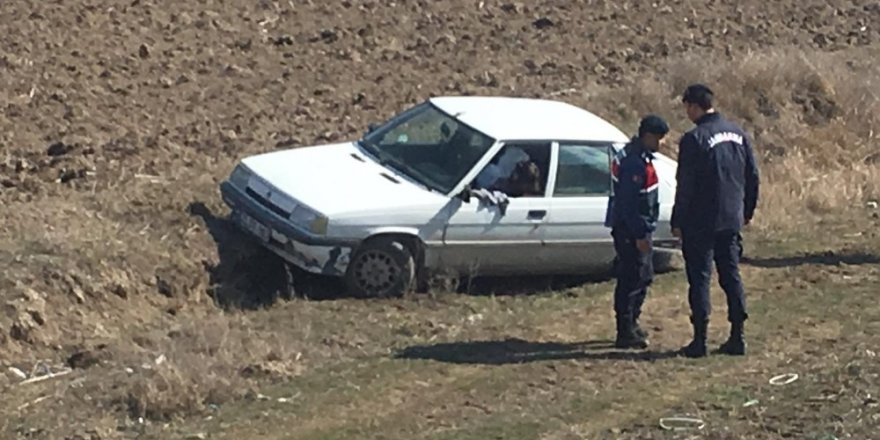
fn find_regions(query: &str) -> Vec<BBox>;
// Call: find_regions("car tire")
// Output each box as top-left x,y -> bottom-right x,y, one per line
345,237 -> 416,298
281,263 -> 297,300
282,263 -> 320,300
653,248 -> 684,274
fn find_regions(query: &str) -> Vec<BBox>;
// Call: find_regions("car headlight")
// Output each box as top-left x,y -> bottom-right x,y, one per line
290,205 -> 328,235
229,164 -> 253,189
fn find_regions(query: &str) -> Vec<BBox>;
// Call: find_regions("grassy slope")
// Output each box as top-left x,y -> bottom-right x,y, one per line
125,215 -> 880,440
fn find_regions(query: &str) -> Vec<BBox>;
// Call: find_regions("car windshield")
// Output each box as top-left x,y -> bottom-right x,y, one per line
358,102 -> 495,194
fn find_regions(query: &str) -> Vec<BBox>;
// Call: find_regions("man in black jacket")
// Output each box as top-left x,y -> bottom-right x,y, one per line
672,84 -> 760,358
605,115 -> 669,349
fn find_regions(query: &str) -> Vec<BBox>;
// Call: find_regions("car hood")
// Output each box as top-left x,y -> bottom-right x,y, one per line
241,142 -> 448,216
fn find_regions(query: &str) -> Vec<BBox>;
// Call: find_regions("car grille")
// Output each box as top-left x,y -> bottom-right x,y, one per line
245,187 -> 290,218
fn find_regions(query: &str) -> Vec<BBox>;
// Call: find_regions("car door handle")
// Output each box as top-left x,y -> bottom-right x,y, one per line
527,210 -> 547,220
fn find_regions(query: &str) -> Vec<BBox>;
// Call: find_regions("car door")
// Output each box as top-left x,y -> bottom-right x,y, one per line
543,141 -> 619,273
440,142 -> 554,276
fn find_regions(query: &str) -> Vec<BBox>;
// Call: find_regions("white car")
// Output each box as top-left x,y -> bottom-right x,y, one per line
220,96 -> 679,297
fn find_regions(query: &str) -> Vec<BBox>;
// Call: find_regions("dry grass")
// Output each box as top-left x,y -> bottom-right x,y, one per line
583,46 -> 880,231
114,312 -> 305,421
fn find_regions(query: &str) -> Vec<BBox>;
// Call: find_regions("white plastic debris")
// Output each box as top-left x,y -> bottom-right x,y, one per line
769,373 -> 799,386
8,367 -> 27,380
659,416 -> 705,431
18,368 -> 73,386
467,313 -> 484,323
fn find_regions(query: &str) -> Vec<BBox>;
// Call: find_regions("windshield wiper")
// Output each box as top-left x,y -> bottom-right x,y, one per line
357,139 -> 444,193
381,153 -> 445,193
357,138 -> 381,158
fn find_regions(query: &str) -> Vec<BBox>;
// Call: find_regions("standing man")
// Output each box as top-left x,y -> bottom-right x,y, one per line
605,115 -> 669,349
672,84 -> 760,358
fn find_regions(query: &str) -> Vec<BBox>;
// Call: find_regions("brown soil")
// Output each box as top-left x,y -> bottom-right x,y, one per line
1,0 -> 879,438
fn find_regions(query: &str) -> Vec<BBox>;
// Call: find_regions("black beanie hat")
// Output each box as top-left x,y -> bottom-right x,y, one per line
638,114 -> 670,136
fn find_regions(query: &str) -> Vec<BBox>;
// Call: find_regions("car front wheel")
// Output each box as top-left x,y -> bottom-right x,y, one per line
345,237 -> 415,298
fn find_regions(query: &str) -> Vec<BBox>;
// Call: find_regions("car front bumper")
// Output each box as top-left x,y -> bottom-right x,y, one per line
220,181 -> 354,276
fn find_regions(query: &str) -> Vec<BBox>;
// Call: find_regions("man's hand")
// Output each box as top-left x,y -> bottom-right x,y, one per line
672,228 -> 682,239
636,238 -> 652,254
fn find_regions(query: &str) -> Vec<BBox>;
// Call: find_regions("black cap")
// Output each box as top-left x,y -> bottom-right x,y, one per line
638,114 -> 669,136
681,83 -> 715,109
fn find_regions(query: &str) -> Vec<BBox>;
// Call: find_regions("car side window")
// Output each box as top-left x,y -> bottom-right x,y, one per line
473,143 -> 551,198
553,144 -> 612,197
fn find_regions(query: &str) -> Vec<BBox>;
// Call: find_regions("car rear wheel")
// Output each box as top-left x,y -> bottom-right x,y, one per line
653,248 -> 684,273
345,237 -> 416,298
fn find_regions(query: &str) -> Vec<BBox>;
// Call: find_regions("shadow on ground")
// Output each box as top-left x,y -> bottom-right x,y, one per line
188,201 -> 290,309
458,249 -> 680,296
742,250 -> 880,268
394,338 -> 680,365
189,202 -> 355,307
188,202 -> 354,310
460,273 -> 613,297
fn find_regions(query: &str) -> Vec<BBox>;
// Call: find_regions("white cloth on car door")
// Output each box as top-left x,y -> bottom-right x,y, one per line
470,188 -> 510,215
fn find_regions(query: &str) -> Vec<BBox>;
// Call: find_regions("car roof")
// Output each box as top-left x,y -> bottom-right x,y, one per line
428,96 -> 630,143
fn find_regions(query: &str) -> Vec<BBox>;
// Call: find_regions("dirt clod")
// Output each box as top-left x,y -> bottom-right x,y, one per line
532,17 -> 555,29
46,142 -> 73,157
67,345 -> 109,369
156,277 -> 175,298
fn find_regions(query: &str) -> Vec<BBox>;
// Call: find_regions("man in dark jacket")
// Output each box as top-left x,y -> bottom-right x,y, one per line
605,115 -> 669,349
672,84 -> 760,358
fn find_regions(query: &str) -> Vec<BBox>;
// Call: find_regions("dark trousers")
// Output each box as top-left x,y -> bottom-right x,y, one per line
681,229 -> 748,323
612,229 -> 654,321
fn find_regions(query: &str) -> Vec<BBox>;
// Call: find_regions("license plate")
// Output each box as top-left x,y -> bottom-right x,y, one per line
237,212 -> 270,242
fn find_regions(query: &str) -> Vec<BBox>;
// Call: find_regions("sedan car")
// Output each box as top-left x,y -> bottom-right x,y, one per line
220,96 -> 679,298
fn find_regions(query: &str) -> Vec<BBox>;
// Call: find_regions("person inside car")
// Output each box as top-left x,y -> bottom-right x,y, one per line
474,147 -> 542,197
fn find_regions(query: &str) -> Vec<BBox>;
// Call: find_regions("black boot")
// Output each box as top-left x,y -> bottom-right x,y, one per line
615,315 -> 648,349
717,321 -> 746,355
680,318 -> 708,358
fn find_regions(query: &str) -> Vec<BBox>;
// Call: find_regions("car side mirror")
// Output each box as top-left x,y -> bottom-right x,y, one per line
367,123 -> 379,134
457,187 -> 472,203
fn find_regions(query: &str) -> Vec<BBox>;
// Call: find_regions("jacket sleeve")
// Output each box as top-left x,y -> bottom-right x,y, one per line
671,133 -> 698,230
616,160 -> 650,239
743,134 -> 760,222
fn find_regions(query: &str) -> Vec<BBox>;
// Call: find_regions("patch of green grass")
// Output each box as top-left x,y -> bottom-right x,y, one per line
425,418 -> 544,440
704,383 -> 755,407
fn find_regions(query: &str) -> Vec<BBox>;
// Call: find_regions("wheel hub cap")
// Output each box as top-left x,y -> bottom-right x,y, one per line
355,250 -> 398,293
